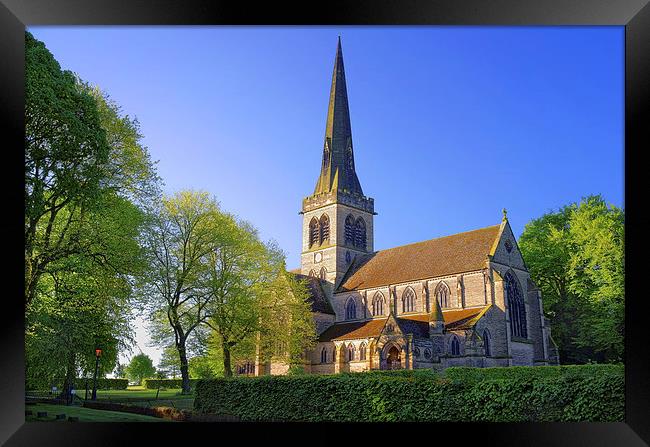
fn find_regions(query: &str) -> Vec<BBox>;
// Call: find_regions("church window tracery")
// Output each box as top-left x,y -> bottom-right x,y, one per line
354,217 -> 366,249
308,269 -> 316,278
309,217 -> 319,248
372,292 -> 385,316
319,267 -> 327,280
450,336 -> 461,356
359,343 -> 367,360
319,214 -> 330,244
402,287 -> 416,313
345,215 -> 355,246
348,344 -> 356,362
483,329 -> 491,356
505,271 -> 528,338
345,297 -> 357,320
436,282 -> 450,308
321,347 -> 328,363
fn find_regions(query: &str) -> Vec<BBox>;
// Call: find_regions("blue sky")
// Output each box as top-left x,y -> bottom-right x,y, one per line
29,26 -> 624,364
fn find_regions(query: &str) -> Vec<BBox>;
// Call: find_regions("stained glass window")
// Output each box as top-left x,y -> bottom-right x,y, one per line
505,271 -> 528,338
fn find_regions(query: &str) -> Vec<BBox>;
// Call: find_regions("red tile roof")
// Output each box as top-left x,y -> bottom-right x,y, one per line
337,225 -> 502,292
318,306 -> 490,341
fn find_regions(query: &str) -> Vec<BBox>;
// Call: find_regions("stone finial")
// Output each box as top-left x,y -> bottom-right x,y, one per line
502,208 -> 508,222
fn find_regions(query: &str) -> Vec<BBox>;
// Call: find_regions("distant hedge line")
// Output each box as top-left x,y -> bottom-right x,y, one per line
194,364 -> 624,422
142,379 -> 199,389
63,378 -> 129,390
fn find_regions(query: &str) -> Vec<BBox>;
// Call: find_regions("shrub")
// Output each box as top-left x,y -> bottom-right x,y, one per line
193,364 -> 623,422
142,378 -> 198,390
64,378 -> 129,390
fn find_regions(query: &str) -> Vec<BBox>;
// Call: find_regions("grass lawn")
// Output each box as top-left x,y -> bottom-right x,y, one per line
83,387 -> 195,411
26,403 -> 170,422
92,387 -> 190,400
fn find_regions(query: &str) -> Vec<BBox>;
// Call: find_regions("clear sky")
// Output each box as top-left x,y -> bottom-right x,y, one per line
29,26 -> 624,366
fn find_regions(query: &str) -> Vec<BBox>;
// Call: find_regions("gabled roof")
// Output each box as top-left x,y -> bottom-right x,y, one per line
318,306 -> 490,341
337,224 -> 502,292
291,273 -> 335,315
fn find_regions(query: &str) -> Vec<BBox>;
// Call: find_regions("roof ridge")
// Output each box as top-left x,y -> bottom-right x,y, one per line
371,223 -> 502,255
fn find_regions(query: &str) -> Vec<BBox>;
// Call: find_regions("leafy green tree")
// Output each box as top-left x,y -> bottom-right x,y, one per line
114,362 -> 126,379
24,32 -> 160,394
137,191 -> 230,393
188,355 -> 216,379
519,195 -> 624,364
126,353 -> 156,385
203,224 -> 316,377
25,31 -> 109,306
157,345 -> 182,379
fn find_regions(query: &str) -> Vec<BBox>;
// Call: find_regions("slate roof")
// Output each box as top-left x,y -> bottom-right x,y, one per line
290,273 -> 335,315
318,306 -> 490,341
337,224 -> 502,292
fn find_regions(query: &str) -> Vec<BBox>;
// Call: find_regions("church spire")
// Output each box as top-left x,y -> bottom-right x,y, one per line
313,37 -> 364,196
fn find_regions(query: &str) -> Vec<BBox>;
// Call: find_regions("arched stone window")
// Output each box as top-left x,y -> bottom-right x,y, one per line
319,267 -> 327,280
308,269 -> 316,278
309,217 -> 319,248
450,336 -> 461,356
359,343 -> 367,360
505,271 -> 528,338
354,217 -> 366,249
402,287 -> 416,313
345,215 -> 355,246
347,344 -> 356,362
332,348 -> 336,363
372,292 -> 385,316
483,329 -> 491,357
321,347 -> 328,363
345,297 -> 357,320
435,282 -> 450,308
319,214 -> 330,244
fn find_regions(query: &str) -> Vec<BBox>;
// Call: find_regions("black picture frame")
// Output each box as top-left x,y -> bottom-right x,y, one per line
2,0 -> 648,445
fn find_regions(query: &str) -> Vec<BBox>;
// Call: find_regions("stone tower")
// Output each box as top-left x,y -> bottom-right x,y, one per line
301,37 -> 375,291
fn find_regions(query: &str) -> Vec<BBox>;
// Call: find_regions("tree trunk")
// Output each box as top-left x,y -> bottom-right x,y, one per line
176,337 -> 191,394
223,345 -> 233,378
62,351 -> 76,403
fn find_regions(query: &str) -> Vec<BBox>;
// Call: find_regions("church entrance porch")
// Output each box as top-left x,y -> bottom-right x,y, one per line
383,345 -> 402,370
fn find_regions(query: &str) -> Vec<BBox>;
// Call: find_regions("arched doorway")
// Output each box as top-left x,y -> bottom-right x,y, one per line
384,345 -> 402,370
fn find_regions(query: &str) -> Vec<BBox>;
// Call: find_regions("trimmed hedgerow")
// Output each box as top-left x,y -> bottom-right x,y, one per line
67,378 -> 129,390
194,364 -> 623,422
142,379 -> 198,390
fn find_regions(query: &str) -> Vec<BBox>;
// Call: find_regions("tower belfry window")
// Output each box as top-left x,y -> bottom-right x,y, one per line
309,217 -> 319,248
319,214 -> 330,244
354,217 -> 366,249
345,215 -> 355,246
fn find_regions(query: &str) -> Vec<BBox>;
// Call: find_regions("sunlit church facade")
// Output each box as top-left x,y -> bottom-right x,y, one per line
237,38 -> 559,376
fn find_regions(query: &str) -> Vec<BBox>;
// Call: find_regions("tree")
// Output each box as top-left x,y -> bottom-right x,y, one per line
519,195 -> 624,364
24,32 -> 161,393
25,31 -> 109,306
203,223 -> 316,377
126,353 -> 156,385
114,362 -> 126,379
137,191 -> 229,393
157,345 -> 182,379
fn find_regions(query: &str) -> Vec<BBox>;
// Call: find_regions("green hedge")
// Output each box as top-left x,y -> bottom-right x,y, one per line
142,378 -> 198,390
69,378 -> 129,390
194,364 -> 623,422
443,364 -> 623,382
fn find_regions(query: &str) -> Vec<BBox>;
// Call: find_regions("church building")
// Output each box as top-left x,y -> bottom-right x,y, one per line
242,38 -> 559,376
